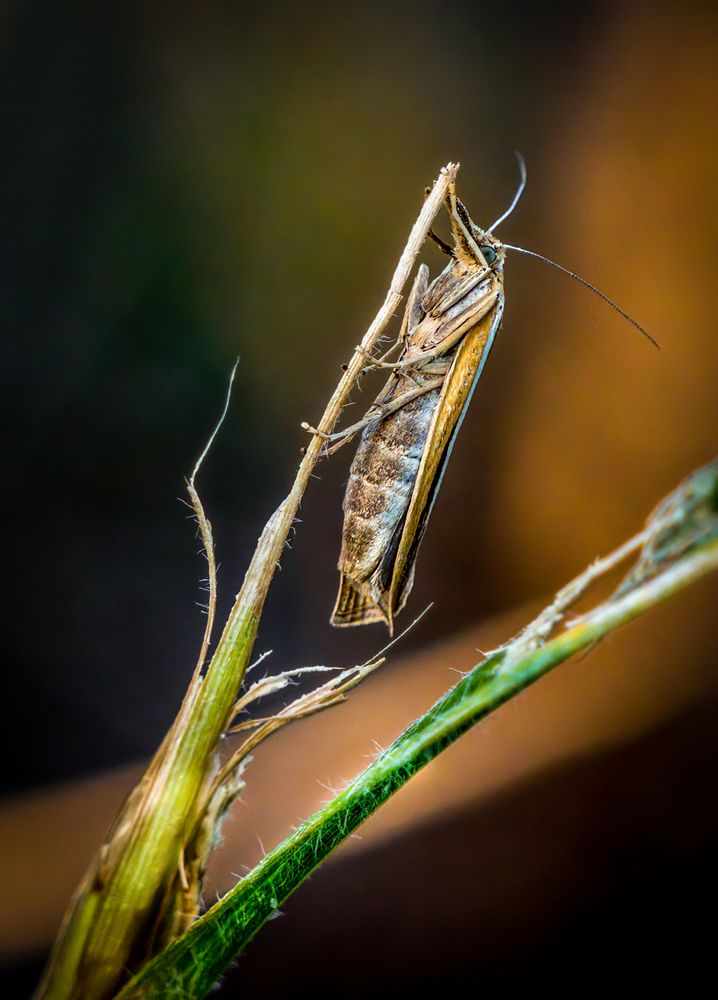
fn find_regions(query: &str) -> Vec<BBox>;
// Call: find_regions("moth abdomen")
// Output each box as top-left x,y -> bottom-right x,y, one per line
332,388 -> 442,627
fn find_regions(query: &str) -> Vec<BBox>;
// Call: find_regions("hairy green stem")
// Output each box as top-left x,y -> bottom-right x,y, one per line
116,532 -> 718,999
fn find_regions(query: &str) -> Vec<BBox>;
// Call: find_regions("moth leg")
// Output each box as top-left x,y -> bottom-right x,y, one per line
301,375 -> 444,446
399,354 -> 451,389
423,180 -> 459,257
355,263 -> 430,369
338,374 -> 444,438
427,229 -> 455,257
300,297 -> 428,447
359,292 -> 499,375
353,340 -> 410,370
398,263 -> 429,344
415,360 -> 452,375
373,339 -> 403,365
353,348 -> 409,370
354,343 -> 395,367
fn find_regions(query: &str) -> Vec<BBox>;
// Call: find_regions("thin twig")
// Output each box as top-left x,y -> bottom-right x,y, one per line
497,527 -> 651,663
186,360 -> 239,682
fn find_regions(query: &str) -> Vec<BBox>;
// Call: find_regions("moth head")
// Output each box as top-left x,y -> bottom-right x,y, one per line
437,189 -> 506,270
474,232 -> 504,269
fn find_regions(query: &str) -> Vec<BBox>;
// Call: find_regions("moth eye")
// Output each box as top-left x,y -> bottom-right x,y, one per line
478,244 -> 497,266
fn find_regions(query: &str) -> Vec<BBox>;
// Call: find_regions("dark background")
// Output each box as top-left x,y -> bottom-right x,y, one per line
2,2 -> 718,997
1,0 -> 607,793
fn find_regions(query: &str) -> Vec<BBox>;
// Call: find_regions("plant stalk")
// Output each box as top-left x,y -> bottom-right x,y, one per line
36,164 -> 458,1000
115,524 -> 718,999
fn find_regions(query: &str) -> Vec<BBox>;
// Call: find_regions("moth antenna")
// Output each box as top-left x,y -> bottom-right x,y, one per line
486,151 -> 527,234
503,243 -> 660,349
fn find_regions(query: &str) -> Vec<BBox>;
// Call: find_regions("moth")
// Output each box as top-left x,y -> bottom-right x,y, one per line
324,175 -> 509,632
315,165 -> 655,632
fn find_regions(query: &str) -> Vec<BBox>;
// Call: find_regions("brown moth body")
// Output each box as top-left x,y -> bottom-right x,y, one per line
331,182 -> 506,631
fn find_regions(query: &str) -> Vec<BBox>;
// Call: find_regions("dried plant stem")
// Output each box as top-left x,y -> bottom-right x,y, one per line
37,165 -> 458,1000
503,527 -> 651,656
117,512 -> 718,1000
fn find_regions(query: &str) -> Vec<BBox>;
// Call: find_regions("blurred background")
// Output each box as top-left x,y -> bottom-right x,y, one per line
2,1 -> 718,996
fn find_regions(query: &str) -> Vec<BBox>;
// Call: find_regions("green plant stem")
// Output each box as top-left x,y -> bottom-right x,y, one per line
116,532 -> 718,1000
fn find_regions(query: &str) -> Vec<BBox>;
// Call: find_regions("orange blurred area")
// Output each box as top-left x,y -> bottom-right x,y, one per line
2,2 -> 717,997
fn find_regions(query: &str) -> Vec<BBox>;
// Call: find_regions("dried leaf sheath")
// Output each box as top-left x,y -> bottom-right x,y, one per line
332,191 -> 506,631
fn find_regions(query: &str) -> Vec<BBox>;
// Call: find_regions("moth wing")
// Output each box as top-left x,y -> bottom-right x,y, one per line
331,264 -> 432,631
387,294 -> 504,618
331,573 -> 389,628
